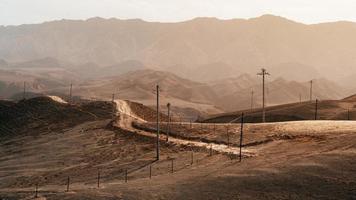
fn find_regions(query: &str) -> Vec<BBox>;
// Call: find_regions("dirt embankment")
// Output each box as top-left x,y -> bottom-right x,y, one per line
127,101 -> 169,122
203,99 -> 356,123
0,96 -> 114,138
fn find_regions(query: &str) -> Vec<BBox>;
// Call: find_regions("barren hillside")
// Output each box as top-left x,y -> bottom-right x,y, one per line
1,96 -> 356,199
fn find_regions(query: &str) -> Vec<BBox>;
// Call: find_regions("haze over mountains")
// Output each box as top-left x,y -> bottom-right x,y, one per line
0,14 -> 355,117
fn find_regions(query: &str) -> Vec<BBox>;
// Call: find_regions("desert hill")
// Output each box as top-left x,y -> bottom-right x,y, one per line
203,96 -> 356,123
2,94 -> 356,199
66,69 -> 223,119
0,96 -> 114,137
210,75 -> 347,111
56,69 -> 347,117
0,69 -> 70,98
1,67 -> 347,119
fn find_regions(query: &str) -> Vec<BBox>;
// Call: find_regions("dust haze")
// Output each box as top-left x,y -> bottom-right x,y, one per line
1,3 -> 356,200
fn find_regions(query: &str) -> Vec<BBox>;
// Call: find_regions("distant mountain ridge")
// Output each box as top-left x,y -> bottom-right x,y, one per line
1,15 -> 356,83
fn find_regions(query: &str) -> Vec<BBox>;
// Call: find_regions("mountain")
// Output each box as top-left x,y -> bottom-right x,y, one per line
45,69 -> 345,118
268,62 -> 321,82
1,15 -> 356,83
0,69 -> 68,98
62,69 -> 224,119
7,57 -> 63,69
209,74 -> 259,97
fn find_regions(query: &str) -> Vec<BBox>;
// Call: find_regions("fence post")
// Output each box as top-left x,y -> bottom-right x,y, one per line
125,169 -> 128,183
190,120 -> 192,129
66,176 -> 70,192
239,113 -> 244,162
171,159 -> 174,173
191,151 -> 194,165
209,144 -> 213,156
97,170 -> 100,188
226,126 -> 229,146
214,123 -> 216,134
348,109 -> 350,120
35,183 -> 38,198
149,164 -> 152,179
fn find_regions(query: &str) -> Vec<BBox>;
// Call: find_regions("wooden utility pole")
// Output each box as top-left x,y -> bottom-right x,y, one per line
239,113 -> 244,162
310,80 -> 313,102
299,93 -> 302,103
257,68 -> 270,123
112,93 -> 115,119
69,83 -> 72,104
314,99 -> 318,120
251,90 -> 254,110
156,85 -> 160,160
23,81 -> 26,100
166,103 -> 171,142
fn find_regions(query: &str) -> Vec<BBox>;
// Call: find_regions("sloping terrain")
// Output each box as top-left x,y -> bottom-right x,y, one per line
210,75 -> 347,111
0,96 -> 114,138
203,98 -> 356,123
66,69 -> 223,119
41,69 -> 347,119
0,67 -> 74,99
1,97 -> 356,199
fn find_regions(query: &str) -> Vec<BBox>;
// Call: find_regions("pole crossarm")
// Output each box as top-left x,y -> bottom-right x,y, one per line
257,68 -> 270,123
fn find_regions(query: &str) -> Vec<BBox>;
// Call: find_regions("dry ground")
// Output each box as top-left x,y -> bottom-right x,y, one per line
1,98 -> 356,199
204,99 -> 356,123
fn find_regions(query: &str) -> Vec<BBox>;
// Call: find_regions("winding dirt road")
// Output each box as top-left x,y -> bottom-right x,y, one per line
113,99 -> 255,157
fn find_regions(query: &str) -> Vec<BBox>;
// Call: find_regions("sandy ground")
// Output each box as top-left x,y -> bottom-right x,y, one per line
1,100 -> 356,199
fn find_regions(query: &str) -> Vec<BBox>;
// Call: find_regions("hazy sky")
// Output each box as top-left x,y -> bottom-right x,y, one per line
1,0 -> 356,26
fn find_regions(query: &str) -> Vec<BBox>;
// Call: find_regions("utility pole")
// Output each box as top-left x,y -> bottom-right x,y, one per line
250,90 -> 254,110
69,83 -> 72,104
166,103 -> 171,142
239,113 -> 244,162
112,93 -> 115,119
314,99 -> 318,120
309,80 -> 313,102
23,81 -> 26,100
299,93 -> 302,103
257,68 -> 270,123
156,85 -> 160,160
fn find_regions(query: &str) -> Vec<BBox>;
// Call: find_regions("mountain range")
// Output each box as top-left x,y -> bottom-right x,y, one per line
0,15 -> 355,118
1,15 -> 356,84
